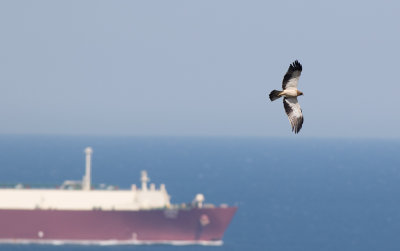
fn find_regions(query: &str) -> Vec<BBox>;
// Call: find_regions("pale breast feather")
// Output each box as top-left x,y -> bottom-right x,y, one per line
282,60 -> 302,90
283,97 -> 303,134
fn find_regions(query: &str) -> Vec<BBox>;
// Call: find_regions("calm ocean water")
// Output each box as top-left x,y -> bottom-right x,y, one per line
0,136 -> 400,251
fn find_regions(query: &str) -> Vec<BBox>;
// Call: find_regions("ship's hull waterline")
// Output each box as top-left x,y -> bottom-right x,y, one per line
0,207 -> 236,245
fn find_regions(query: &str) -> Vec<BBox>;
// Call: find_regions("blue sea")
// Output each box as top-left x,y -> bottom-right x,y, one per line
0,135 -> 400,251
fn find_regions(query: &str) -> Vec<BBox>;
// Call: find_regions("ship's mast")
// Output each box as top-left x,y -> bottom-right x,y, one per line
83,147 -> 93,191
141,170 -> 149,191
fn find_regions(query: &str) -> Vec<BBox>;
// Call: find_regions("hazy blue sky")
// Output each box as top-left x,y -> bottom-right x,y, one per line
0,1 -> 399,138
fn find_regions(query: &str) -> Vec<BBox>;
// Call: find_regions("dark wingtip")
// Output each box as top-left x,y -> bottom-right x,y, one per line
290,60 -> 302,72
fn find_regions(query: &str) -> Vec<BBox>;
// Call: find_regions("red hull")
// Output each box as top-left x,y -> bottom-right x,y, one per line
0,207 -> 236,245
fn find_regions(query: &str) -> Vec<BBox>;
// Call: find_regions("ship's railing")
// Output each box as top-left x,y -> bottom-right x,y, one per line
0,183 -> 61,189
0,183 -> 120,190
166,202 -> 218,210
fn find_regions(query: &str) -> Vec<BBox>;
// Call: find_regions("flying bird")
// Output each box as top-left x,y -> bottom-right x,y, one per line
269,60 -> 304,134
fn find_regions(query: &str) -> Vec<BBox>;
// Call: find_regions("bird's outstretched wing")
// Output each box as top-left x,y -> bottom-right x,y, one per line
282,60 -> 302,90
283,97 -> 303,134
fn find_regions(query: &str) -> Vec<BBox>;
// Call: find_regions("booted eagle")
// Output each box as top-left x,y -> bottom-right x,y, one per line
269,60 -> 304,134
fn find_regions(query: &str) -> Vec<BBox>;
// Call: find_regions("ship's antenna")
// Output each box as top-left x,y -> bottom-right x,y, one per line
83,147 -> 93,191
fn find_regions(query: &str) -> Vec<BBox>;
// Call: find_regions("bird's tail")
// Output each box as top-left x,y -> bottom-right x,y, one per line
269,90 -> 282,101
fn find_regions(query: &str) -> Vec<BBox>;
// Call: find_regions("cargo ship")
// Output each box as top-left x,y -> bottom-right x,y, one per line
0,147 -> 236,245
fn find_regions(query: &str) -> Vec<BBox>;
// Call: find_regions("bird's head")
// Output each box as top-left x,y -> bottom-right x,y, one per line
297,90 -> 304,96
